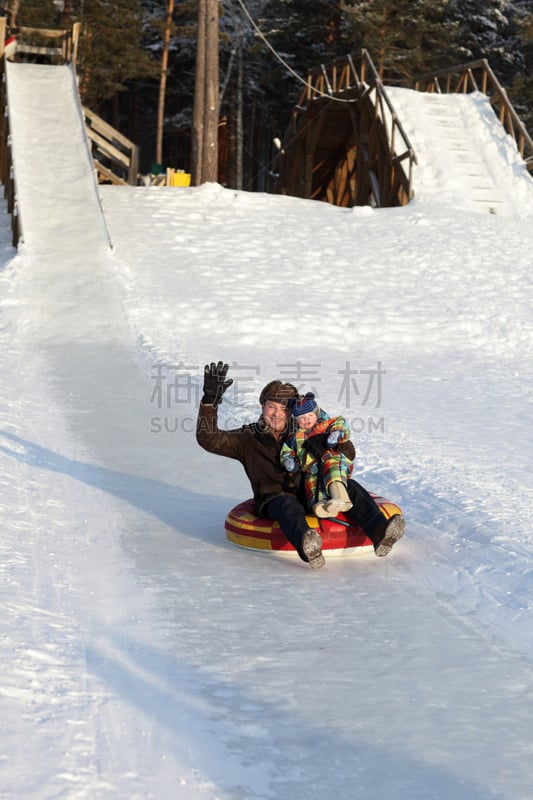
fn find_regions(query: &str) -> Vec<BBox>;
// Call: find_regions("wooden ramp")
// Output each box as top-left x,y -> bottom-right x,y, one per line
386,87 -> 533,216
277,54 -> 533,212
277,51 -> 416,209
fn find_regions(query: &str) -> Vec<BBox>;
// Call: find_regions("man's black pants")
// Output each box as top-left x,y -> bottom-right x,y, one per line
263,479 -> 385,559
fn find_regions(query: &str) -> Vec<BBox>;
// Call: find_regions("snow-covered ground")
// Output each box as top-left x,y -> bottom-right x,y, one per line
1,62 -> 533,799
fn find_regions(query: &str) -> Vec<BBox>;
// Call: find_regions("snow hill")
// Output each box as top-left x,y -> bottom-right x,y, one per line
1,62 -> 533,799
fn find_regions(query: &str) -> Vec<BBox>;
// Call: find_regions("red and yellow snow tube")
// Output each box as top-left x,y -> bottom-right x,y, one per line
225,495 -> 402,557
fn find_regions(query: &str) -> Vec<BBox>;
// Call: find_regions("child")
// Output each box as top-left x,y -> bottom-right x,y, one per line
281,392 -> 354,518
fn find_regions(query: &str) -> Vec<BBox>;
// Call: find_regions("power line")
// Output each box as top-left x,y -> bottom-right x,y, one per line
234,0 -> 355,103
234,0 -> 311,89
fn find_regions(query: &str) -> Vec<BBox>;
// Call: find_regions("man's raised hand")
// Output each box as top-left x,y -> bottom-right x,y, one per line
202,361 -> 233,406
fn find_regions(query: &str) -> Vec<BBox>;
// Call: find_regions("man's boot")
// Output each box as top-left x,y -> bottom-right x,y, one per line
373,514 -> 406,557
302,529 -> 325,569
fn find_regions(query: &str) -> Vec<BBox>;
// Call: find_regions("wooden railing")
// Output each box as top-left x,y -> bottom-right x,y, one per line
301,51 -> 418,199
0,21 -> 81,64
0,63 -> 21,246
279,50 -> 417,207
412,59 -> 533,172
83,107 -> 139,186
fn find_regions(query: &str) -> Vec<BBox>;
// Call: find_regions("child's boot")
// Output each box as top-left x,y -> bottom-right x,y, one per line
325,481 -> 353,515
312,501 -> 331,518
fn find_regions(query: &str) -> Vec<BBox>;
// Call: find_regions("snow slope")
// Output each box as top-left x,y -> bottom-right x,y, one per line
1,64 -> 533,799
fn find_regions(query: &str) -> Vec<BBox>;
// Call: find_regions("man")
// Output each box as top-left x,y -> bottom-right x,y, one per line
196,361 -> 405,570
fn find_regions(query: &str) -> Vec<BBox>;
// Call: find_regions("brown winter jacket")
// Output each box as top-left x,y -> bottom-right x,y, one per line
196,402 -> 355,515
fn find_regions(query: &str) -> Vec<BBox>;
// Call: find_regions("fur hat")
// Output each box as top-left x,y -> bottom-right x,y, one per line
259,380 -> 298,406
289,392 -> 319,417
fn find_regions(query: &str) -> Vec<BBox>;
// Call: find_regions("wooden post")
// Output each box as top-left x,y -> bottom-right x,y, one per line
191,0 -> 206,185
71,21 -> 81,66
156,0 -> 174,167
192,0 -> 219,185
202,0 -> 219,183
0,17 -> 5,58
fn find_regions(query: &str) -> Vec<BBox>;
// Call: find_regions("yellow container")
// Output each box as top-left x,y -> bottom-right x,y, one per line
167,169 -> 191,187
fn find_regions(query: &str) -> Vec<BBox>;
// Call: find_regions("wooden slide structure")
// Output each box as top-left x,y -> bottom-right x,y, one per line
277,51 -> 533,209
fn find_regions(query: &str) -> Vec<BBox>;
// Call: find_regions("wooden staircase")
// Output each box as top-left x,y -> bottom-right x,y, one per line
411,59 -> 533,175
83,106 -> 139,186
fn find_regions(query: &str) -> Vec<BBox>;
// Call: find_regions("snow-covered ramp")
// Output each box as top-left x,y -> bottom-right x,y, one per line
5,60 -> 110,249
387,86 -> 533,215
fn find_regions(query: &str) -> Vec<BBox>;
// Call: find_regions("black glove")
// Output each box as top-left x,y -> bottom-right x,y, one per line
202,361 -> 233,406
303,433 -> 330,460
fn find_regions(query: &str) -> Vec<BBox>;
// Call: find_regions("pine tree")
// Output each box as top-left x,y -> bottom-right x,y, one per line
236,1 -> 349,189
138,0 -> 200,170
340,0 -> 460,80
444,0 -> 521,79
13,0 -> 58,28
261,0 -> 346,76
73,0 -> 158,111
510,8 -> 533,129
219,0 -> 287,189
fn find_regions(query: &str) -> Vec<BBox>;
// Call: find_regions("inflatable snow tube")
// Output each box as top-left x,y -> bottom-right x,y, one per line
225,495 -> 402,557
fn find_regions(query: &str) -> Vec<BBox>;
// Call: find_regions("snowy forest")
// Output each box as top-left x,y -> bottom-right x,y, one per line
3,0 -> 533,187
